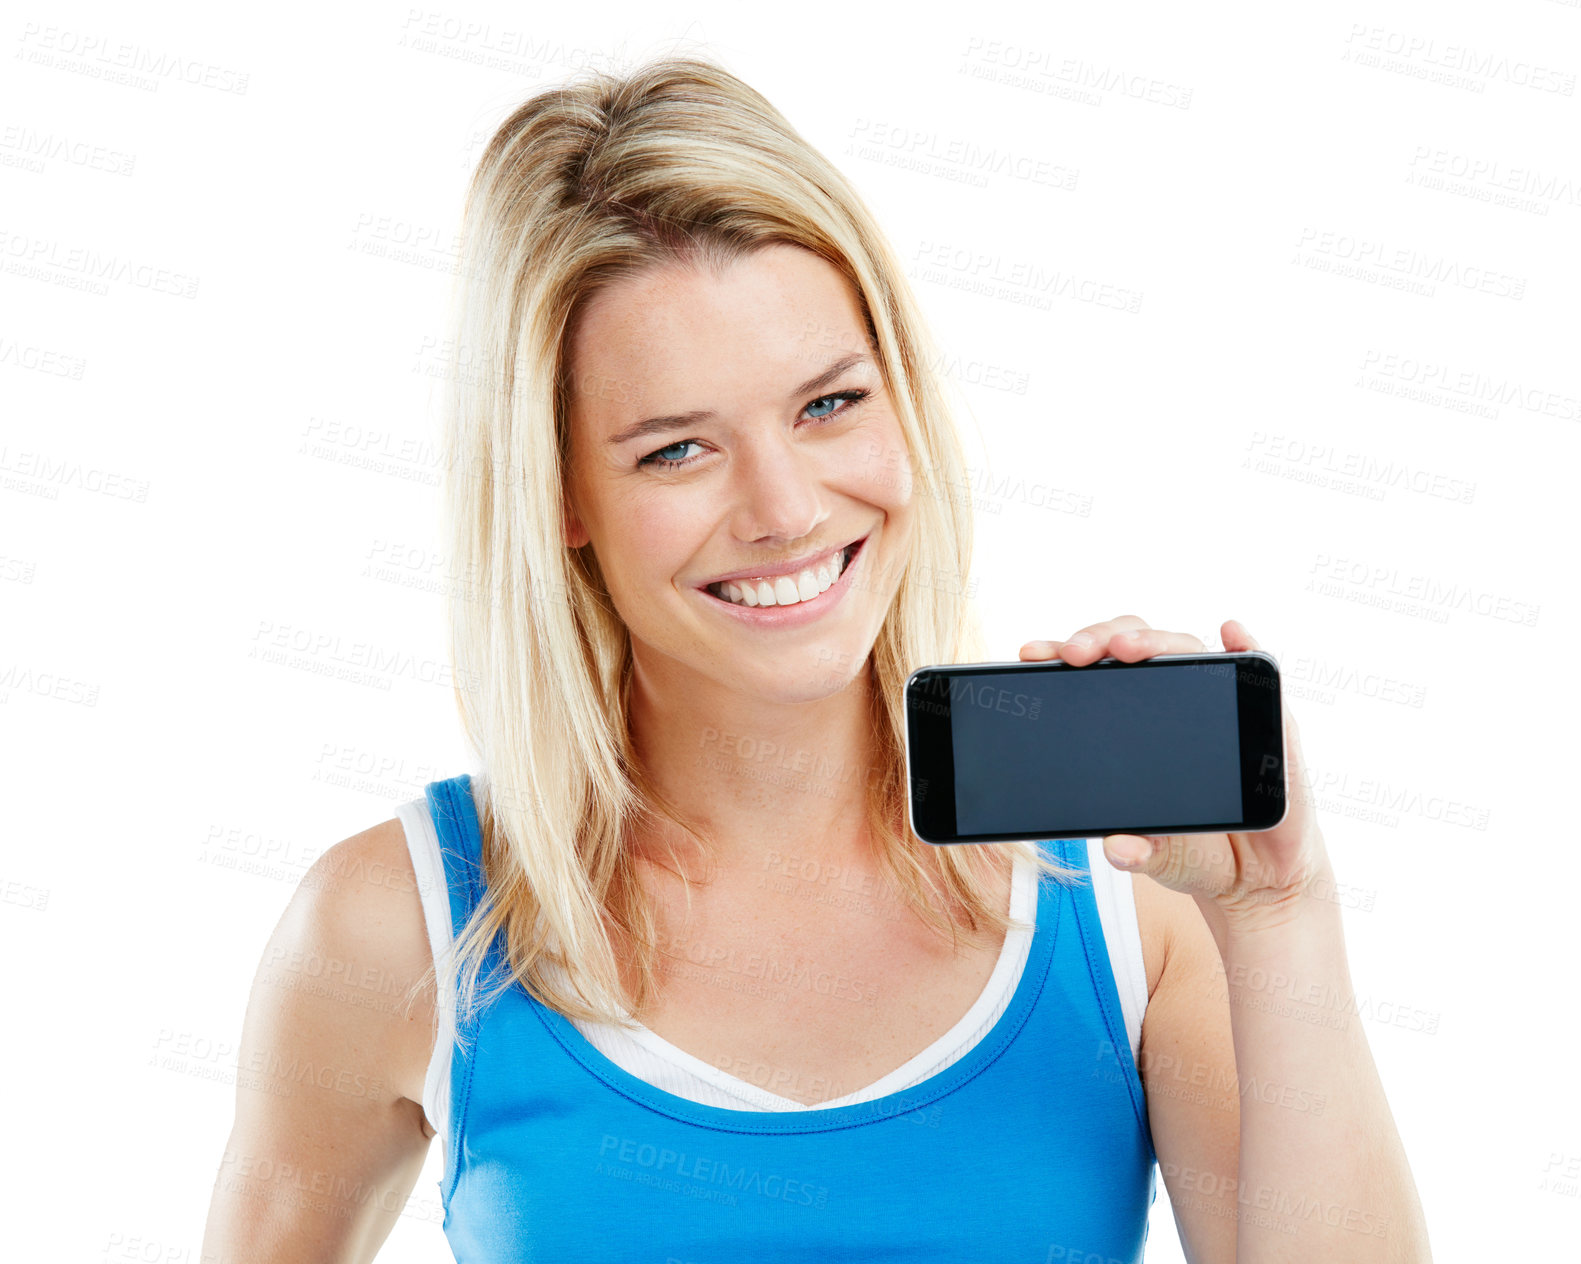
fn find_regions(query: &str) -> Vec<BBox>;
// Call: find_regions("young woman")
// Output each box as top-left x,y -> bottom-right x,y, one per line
202,56 -> 1430,1263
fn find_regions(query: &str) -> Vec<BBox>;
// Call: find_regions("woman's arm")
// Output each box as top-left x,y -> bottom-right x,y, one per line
1142,865 -> 1432,1263
1134,873 -> 1242,1262
1025,616 -> 1431,1262
1210,864 -> 1430,1262
200,820 -> 438,1264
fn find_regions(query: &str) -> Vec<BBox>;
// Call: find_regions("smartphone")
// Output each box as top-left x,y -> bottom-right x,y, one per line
903,651 -> 1286,844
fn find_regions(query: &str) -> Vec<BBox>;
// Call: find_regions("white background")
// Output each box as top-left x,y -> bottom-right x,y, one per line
3,1 -> 1577,1259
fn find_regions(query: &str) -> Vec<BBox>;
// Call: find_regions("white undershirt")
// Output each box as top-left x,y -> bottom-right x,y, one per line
396,794 -> 1149,1136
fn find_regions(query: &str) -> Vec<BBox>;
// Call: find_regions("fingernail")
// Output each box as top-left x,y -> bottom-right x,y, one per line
1108,837 -> 1149,866
1069,633 -> 1094,650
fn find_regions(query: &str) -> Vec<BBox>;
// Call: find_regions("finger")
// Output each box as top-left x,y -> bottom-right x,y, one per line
1058,614 -> 1152,663
1104,832 -> 1237,898
1221,618 -> 1261,653
1278,702 -> 1308,815
1021,615 -> 1154,661
1102,834 -> 1155,870
1104,627 -> 1208,662
1024,624 -> 1204,663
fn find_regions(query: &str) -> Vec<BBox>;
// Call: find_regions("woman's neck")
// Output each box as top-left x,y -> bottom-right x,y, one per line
624,657 -> 882,880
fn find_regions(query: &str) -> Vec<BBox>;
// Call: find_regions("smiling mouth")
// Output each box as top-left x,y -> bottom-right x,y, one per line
703,535 -> 866,608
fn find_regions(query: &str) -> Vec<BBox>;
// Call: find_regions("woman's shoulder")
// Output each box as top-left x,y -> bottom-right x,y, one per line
296,816 -> 440,1131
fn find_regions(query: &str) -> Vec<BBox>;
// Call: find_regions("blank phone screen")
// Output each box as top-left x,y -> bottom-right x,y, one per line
949,662 -> 1243,836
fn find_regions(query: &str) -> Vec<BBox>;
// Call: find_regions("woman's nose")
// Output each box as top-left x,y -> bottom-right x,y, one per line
727,430 -> 829,544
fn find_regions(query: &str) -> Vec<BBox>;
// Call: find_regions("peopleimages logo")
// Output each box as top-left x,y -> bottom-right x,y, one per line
596,1135 -> 831,1208
911,672 -> 1042,721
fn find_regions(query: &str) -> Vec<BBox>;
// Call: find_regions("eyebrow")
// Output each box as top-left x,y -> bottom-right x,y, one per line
605,352 -> 873,447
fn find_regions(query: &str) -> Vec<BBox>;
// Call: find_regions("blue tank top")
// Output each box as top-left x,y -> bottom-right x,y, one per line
425,773 -> 1158,1262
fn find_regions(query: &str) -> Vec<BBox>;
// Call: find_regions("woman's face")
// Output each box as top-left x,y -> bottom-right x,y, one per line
563,242 -> 916,705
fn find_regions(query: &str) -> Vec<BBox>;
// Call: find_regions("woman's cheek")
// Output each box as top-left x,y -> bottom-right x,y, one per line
605,505 -> 694,618
845,424 -> 913,509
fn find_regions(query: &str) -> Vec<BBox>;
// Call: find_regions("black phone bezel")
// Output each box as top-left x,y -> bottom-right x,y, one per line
902,651 -> 1286,844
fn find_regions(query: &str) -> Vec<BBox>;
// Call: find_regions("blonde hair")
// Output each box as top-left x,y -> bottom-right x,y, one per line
412,53 -> 1084,1051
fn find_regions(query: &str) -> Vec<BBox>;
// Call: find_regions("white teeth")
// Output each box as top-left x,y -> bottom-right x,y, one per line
711,547 -> 850,608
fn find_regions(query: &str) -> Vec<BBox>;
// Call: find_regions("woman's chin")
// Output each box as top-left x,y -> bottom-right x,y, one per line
688,641 -> 866,705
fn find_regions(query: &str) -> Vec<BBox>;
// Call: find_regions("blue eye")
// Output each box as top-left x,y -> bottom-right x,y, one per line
636,388 -> 871,471
641,439 -> 701,468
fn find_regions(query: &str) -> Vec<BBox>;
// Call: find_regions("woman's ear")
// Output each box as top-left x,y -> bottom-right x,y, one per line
563,500 -> 590,549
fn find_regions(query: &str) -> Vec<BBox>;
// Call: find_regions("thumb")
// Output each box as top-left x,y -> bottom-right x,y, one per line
1102,834 -> 1156,871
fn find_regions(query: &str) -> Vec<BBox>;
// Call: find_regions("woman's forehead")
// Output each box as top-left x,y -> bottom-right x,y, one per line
565,248 -> 874,416
586,245 -> 854,331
